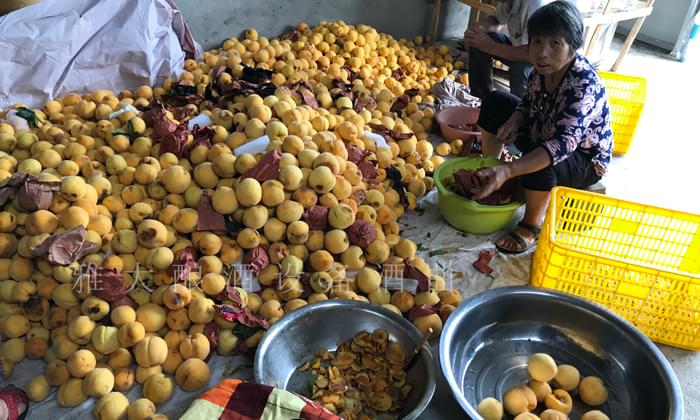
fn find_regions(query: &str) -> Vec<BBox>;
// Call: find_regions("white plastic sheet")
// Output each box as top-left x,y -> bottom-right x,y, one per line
0,0 -> 202,109
363,131 -> 390,149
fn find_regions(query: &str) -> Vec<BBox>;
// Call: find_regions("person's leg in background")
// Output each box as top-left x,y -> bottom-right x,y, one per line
475,91 -> 521,157
467,32 -> 513,99
507,61 -> 534,99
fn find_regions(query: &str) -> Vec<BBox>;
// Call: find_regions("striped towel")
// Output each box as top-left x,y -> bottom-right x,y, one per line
179,379 -> 341,420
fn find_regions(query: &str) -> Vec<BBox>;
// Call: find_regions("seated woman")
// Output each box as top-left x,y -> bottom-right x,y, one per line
471,0 -> 613,254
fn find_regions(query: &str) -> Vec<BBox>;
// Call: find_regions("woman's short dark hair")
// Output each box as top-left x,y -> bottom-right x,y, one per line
527,1 -> 584,51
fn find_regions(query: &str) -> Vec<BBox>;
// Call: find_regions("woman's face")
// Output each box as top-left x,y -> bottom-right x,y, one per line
529,35 -> 574,75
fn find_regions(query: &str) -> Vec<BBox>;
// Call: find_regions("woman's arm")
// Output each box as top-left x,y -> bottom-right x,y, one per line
471,148 -> 551,200
506,147 -> 551,178
472,64 -> 605,199
463,33 -> 530,63
489,44 -> 531,63
541,75 -> 603,166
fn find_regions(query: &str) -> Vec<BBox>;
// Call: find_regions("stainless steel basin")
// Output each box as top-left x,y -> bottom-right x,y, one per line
440,286 -> 683,419
254,300 -> 437,420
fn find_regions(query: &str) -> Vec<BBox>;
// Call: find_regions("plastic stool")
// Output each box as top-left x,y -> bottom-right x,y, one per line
584,180 -> 606,195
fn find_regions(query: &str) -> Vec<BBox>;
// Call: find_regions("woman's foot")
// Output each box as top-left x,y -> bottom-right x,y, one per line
495,221 -> 541,254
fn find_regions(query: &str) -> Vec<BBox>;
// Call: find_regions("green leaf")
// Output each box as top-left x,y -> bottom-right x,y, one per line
428,247 -> 460,257
112,119 -> 138,139
126,118 -> 136,135
15,107 -> 41,128
234,324 -> 260,340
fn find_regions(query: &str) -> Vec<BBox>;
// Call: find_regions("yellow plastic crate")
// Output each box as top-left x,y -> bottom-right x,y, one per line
532,187 -> 700,351
598,71 -> 646,156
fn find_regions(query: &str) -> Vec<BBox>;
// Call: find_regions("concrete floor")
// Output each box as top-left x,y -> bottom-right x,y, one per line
601,40 -> 700,215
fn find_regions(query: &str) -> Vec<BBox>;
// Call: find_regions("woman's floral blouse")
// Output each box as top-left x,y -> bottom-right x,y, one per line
517,53 -> 613,176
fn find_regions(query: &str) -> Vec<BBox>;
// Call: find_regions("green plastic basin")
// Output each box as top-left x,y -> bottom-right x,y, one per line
433,156 -> 522,234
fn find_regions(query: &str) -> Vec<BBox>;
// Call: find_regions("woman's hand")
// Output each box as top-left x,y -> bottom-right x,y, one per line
496,111 -> 525,144
470,165 -> 512,200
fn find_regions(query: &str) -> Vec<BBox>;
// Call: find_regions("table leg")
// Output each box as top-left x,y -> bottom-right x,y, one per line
431,0 -> 443,43
611,16 -> 644,71
611,0 -> 656,71
585,0 -> 615,57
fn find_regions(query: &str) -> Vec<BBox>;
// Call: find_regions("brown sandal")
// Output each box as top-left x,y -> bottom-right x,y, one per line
495,221 -> 541,255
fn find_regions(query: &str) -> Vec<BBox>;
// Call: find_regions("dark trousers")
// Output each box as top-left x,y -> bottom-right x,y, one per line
468,32 -> 532,99
476,91 -> 601,192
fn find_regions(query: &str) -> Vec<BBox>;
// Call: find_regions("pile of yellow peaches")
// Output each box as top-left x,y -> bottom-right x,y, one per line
0,20 -> 464,419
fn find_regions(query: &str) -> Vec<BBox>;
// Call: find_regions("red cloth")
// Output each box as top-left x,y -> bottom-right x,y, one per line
347,220 -> 377,248
302,205 -> 328,231
215,304 -> 269,329
197,194 -> 227,231
0,386 -> 28,420
346,145 -> 370,165
390,95 -> 410,112
453,169 -> 517,205
168,247 -> 199,283
0,173 -> 59,211
91,268 -> 129,303
18,177 -> 59,211
31,225 -> 98,265
408,304 -> 439,322
180,379 -> 341,420
241,150 -> 281,182
143,107 -> 190,158
473,249 -> 496,274
242,246 -> 269,276
403,263 -> 431,293
357,161 -> 379,184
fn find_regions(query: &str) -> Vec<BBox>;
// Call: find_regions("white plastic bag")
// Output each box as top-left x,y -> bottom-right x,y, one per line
234,135 -> 271,156
0,0 -> 202,109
